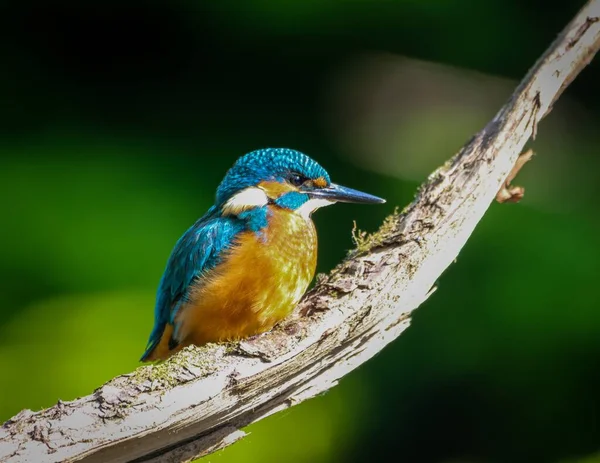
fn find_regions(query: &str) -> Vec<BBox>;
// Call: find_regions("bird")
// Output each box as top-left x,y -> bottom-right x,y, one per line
140,148 -> 385,361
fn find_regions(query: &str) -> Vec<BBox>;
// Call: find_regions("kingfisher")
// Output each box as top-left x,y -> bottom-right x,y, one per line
141,148 -> 385,361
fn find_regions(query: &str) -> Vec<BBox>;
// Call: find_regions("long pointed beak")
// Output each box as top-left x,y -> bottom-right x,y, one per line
308,183 -> 386,204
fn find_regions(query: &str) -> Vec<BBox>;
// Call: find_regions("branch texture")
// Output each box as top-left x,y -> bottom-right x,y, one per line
2,2 -> 599,462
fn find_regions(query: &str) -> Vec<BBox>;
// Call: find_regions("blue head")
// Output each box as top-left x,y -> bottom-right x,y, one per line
216,148 -> 385,220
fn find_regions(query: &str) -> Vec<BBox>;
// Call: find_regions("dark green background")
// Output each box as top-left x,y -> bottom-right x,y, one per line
1,1 -> 599,462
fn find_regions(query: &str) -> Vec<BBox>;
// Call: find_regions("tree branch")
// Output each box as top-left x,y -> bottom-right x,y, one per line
2,2 -> 599,462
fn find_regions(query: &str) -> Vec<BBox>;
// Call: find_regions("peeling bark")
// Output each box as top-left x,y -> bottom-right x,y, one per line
1,1 -> 599,462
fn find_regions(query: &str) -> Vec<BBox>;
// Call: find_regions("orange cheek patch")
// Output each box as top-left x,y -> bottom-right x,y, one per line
313,177 -> 328,188
259,180 -> 296,198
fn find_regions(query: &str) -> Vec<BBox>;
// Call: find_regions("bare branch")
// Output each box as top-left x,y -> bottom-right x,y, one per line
2,1 -> 599,462
496,149 -> 535,203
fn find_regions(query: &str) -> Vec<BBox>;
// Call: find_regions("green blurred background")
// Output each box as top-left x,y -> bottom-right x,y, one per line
1,1 -> 599,462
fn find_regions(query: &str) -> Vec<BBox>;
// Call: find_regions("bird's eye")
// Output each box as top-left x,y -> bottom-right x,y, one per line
288,173 -> 307,187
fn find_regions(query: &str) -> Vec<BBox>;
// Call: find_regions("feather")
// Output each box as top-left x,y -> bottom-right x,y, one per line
140,206 -> 245,361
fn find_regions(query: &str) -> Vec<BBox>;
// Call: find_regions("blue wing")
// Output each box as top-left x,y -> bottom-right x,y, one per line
140,206 -> 245,361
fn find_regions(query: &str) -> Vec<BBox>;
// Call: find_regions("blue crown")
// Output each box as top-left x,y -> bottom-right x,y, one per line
215,148 -> 330,205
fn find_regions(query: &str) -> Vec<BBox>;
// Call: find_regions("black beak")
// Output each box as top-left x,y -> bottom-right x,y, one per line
308,183 -> 386,204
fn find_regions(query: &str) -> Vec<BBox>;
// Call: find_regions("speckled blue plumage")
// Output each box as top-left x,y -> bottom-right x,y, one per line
141,207 -> 245,359
141,148 -> 327,361
215,148 -> 330,205
238,207 -> 270,233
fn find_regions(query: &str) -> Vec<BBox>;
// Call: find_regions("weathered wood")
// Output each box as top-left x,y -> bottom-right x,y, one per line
1,1 -> 599,462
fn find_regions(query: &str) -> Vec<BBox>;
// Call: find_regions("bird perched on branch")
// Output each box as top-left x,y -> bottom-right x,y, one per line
141,148 -> 385,361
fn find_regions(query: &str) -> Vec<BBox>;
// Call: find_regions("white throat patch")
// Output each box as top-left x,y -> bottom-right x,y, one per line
296,197 -> 335,219
222,187 -> 269,215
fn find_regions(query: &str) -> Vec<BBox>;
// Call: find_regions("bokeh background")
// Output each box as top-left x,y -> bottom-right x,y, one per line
1,1 -> 599,462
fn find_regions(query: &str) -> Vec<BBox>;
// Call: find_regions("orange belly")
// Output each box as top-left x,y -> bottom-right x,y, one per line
148,207 -> 317,361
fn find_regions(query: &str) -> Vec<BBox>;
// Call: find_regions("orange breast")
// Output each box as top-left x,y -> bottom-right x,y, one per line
150,206 -> 317,359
